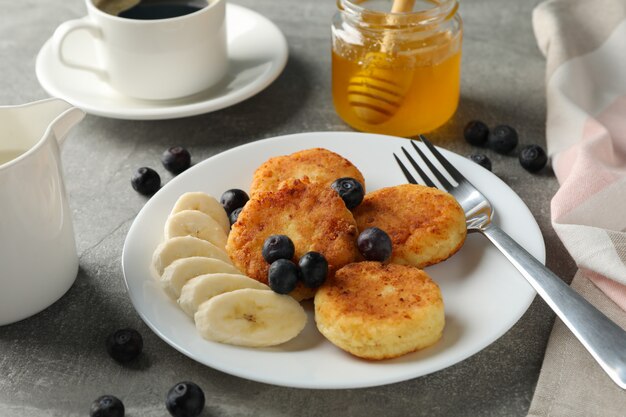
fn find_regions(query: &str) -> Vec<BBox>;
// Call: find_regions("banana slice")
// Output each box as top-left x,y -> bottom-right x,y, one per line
160,256 -> 242,299
171,192 -> 230,235
178,273 -> 270,317
164,210 -> 228,249
194,288 -> 307,347
152,236 -> 232,276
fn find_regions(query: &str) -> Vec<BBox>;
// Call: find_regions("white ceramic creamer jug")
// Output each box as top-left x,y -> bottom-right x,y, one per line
0,98 -> 85,326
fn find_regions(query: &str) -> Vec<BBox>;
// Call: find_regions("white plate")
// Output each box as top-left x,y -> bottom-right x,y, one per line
35,4 -> 287,120
122,132 -> 544,389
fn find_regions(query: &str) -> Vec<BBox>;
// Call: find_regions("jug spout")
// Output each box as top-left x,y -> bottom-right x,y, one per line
35,98 -> 85,144
0,99 -> 85,163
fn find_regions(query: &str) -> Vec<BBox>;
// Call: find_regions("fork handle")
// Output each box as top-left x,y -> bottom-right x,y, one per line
480,223 -> 626,389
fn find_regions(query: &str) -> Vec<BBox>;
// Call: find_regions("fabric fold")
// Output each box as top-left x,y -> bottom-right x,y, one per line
534,0 -> 626,311
527,271 -> 626,417
529,0 -> 626,415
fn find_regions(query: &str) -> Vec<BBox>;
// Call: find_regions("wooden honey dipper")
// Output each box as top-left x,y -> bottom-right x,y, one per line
347,0 -> 416,125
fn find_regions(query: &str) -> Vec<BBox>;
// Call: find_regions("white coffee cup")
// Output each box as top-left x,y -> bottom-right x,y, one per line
52,0 -> 227,100
0,99 -> 84,326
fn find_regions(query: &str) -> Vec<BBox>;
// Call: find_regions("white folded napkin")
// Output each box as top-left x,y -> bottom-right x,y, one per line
529,0 -> 626,415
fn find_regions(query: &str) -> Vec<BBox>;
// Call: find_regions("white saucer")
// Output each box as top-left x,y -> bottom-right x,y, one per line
35,4 -> 288,120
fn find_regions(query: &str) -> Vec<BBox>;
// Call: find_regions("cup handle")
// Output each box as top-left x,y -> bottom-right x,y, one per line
52,18 -> 108,81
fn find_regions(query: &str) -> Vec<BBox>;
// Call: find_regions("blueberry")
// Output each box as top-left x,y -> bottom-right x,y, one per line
331,177 -> 365,210
268,259 -> 300,294
229,207 -> 243,226
90,395 -> 124,417
161,146 -> 191,175
106,328 -> 143,363
166,381 -> 205,417
464,120 -> 489,146
298,252 -> 328,288
468,153 -> 492,171
220,189 -> 249,216
519,144 -> 547,172
357,227 -> 392,262
487,125 -> 518,154
131,167 -> 160,196
262,235 -> 295,264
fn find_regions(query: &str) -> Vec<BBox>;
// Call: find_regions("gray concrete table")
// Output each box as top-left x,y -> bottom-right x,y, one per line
0,0 -> 577,415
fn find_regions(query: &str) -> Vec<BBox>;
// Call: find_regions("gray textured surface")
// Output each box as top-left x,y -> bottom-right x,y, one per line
0,0 -> 577,416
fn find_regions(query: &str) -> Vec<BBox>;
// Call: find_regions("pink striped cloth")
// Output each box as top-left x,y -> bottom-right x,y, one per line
537,0 -> 626,311
528,0 -> 626,415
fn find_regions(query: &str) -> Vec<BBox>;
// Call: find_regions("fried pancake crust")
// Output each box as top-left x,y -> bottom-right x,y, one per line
314,262 -> 444,359
353,184 -> 466,268
226,178 -> 359,300
249,148 -> 365,197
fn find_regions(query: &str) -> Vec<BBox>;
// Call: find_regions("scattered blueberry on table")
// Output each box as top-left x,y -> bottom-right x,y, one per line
468,153 -> 492,171
299,251 -> 329,288
161,146 -> 191,174
519,144 -> 548,172
462,120 -> 548,174
90,395 -> 125,417
331,177 -> 365,209
106,328 -> 143,363
463,120 -> 489,146
357,227 -> 393,262
262,234 -> 295,264
165,381 -> 205,417
268,259 -> 300,294
487,124 -> 518,154
220,188 -> 249,215
131,167 -> 161,196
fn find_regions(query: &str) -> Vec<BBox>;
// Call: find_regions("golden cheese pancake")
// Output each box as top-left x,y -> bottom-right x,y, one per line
314,262 -> 444,359
249,148 -> 366,197
353,184 -> 466,268
226,178 -> 359,301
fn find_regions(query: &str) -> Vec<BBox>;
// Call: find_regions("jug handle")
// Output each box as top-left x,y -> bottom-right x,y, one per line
52,17 -> 108,81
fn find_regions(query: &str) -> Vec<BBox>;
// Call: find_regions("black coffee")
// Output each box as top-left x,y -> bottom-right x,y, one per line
119,2 -> 202,19
96,0 -> 207,20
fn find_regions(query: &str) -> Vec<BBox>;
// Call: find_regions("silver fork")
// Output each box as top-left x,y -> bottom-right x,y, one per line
395,135 -> 626,389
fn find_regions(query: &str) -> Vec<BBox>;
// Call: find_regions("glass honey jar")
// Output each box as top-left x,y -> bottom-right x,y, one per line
332,0 -> 462,137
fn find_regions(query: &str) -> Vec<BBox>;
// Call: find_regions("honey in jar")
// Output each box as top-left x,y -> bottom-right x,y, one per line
332,0 -> 463,137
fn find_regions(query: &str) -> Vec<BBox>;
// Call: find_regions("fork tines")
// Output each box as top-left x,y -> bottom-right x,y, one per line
394,135 -> 460,190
